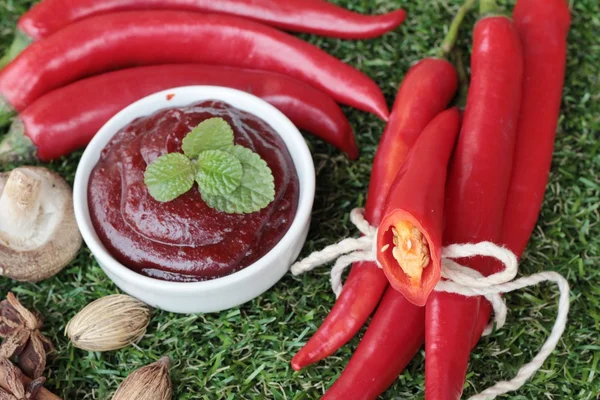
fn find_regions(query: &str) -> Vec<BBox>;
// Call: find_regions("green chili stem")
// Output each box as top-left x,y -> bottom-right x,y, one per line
437,0 -> 477,59
480,0 -> 500,15
0,30 -> 33,69
454,48 -> 469,108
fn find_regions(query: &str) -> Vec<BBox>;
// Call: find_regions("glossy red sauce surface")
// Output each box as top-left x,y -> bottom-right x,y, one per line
88,100 -> 299,282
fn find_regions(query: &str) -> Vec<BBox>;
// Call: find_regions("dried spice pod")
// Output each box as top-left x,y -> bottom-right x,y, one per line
65,295 -> 151,352
0,293 -> 54,379
0,357 -> 49,400
112,356 -> 172,400
0,293 -> 39,334
0,329 -> 29,359
0,299 -> 23,337
17,332 -> 54,380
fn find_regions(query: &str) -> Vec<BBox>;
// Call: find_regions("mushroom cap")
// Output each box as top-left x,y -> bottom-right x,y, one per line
0,167 -> 82,282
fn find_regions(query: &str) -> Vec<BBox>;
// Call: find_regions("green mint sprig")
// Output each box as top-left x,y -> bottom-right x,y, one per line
143,117 -> 276,214
196,149 -> 243,197
202,146 -> 275,214
144,153 -> 195,202
182,118 -> 235,158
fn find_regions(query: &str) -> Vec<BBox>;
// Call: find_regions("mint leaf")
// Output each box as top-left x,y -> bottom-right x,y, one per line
196,149 -> 243,196
181,117 -> 234,158
202,146 -> 275,214
144,153 -> 194,202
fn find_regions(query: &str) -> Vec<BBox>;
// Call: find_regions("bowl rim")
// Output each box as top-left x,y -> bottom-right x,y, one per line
73,85 -> 315,294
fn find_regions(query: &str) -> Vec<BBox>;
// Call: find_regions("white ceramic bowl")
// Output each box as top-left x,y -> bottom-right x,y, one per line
73,86 -> 315,314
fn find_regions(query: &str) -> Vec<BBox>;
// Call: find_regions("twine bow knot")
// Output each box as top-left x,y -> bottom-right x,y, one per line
291,208 -> 570,400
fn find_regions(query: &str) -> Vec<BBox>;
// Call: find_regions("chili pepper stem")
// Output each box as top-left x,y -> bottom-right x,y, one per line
0,30 -> 32,69
454,48 -> 469,108
480,0 -> 500,15
0,119 -> 36,164
437,0 -> 477,58
0,97 -> 16,128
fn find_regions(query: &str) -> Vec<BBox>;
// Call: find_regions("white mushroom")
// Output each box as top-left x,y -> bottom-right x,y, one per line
0,166 -> 82,282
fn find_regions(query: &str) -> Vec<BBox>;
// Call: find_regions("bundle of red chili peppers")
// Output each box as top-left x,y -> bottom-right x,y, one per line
0,0 -> 408,162
291,0 -> 572,399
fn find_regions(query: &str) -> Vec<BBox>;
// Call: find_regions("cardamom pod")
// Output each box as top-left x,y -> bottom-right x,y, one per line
65,294 -> 150,352
112,356 -> 172,400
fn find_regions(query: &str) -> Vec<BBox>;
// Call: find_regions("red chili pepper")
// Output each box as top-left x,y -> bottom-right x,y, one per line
324,291 -> 424,400
13,0 -> 406,43
0,11 -> 389,122
472,0 -> 572,363
500,0 -> 571,258
322,108 -> 461,400
376,107 -> 460,306
424,4 -> 524,399
291,58 -> 458,371
0,64 -> 357,163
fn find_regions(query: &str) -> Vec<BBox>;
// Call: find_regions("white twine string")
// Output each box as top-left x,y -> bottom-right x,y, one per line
291,208 -> 570,400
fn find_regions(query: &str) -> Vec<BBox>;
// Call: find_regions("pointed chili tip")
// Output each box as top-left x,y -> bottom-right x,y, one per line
384,9 -> 408,27
345,136 -> 360,161
379,108 -> 390,122
347,148 -> 359,161
291,353 -> 308,371
369,98 -> 391,122
357,8 -> 406,39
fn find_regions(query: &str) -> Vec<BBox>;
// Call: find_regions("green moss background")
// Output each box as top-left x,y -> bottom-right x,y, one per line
1,0 -> 599,398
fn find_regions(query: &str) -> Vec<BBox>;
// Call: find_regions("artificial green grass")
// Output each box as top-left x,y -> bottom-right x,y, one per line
0,0 -> 599,398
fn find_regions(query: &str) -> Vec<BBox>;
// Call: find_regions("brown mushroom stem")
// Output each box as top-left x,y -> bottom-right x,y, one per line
0,169 -> 42,239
